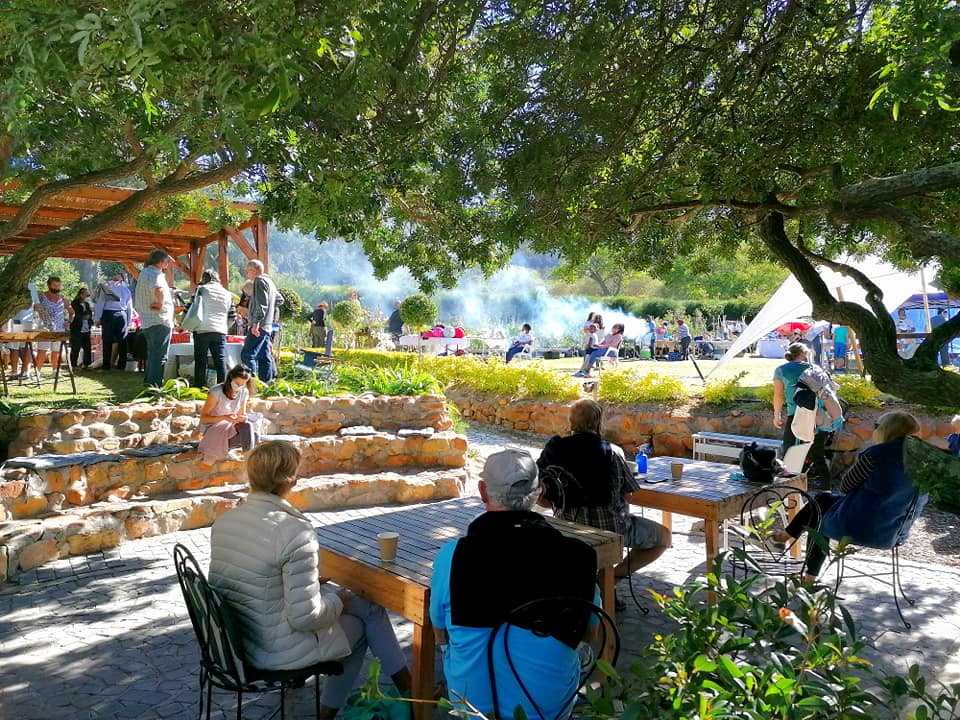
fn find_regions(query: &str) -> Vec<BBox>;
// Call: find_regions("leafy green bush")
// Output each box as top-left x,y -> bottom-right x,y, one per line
596,369 -> 685,404
335,349 -> 410,370
135,378 -> 208,402
702,371 -> 747,406
335,364 -> 441,396
749,383 -> 775,407
835,374 -> 883,408
399,293 -> 438,330
277,287 -> 304,319
584,555 -> 960,720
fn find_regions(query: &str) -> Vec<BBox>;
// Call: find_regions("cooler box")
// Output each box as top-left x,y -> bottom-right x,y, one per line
667,351 -> 682,361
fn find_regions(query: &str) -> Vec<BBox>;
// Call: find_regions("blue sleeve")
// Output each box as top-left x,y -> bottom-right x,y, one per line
590,586 -> 601,628
430,541 -> 457,630
949,434 -> 960,458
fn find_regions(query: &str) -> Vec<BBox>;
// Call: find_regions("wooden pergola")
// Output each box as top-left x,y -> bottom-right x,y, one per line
0,185 -> 267,289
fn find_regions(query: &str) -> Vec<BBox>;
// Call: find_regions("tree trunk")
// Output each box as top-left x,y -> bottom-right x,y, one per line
758,211 -> 960,406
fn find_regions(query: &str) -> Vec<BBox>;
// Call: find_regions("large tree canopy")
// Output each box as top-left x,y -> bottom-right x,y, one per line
0,0 -> 481,320
359,0 -> 960,405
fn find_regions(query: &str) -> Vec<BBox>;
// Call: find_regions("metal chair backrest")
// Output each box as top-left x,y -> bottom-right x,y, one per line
733,484 -> 822,578
486,596 -> 619,720
173,543 -> 248,688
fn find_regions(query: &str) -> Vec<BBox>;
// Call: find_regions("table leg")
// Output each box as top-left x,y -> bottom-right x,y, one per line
411,620 -> 435,720
661,510 -> 673,545
598,566 -> 617,664
704,518 -> 721,568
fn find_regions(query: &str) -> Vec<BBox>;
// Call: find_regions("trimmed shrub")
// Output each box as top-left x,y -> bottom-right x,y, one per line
399,294 -> 438,330
834,375 -> 883,408
702,372 -> 747,406
597,370 -> 685,404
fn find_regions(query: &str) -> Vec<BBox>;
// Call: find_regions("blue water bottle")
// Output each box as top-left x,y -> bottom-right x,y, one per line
636,449 -> 647,477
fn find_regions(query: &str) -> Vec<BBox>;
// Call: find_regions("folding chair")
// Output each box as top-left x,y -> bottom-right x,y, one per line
173,544 -> 343,720
830,491 -> 928,630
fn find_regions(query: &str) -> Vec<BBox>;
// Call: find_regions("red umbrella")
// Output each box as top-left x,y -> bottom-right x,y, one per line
774,320 -> 811,335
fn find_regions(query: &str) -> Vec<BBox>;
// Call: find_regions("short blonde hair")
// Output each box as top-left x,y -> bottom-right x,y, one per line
570,398 -> 602,434
875,411 -> 920,443
247,440 -> 301,494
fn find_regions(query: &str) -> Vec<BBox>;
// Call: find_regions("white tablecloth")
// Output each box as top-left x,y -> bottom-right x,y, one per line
397,334 -> 468,355
757,338 -> 789,358
166,342 -> 244,379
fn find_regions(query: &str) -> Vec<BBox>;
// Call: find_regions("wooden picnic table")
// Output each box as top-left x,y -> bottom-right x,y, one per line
629,456 -> 807,568
315,496 -> 623,720
0,331 -> 76,396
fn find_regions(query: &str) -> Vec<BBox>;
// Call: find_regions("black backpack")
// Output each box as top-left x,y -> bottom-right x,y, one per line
740,442 -> 778,483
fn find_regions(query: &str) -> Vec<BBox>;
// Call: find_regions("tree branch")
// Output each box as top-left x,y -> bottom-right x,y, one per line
0,154 -> 154,243
123,121 -> 155,187
394,1 -> 439,75
837,161 -> 960,206
19,158 -> 245,258
0,133 -> 13,181
910,312 -> 960,367
799,247 -> 897,336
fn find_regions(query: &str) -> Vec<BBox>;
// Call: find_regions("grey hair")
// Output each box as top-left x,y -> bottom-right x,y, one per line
246,259 -> 264,272
952,414 -> 960,424
485,483 -> 540,512
200,269 -> 220,285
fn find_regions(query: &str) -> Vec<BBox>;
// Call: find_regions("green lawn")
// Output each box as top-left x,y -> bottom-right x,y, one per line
1,369 -> 145,411
533,355 -> 782,391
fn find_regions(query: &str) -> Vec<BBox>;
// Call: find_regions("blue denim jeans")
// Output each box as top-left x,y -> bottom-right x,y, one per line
143,324 -> 172,387
241,329 -> 275,382
193,331 -> 226,387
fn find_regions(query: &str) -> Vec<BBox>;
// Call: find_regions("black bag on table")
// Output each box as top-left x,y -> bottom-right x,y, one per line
740,442 -> 778,483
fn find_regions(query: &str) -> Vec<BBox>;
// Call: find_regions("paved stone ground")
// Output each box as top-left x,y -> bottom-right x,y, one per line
2,423 -> 959,719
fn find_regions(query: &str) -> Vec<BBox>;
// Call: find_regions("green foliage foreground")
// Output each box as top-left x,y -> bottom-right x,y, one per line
355,554 -> 960,720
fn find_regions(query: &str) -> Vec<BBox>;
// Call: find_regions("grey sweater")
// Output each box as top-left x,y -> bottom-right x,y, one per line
248,274 -> 282,328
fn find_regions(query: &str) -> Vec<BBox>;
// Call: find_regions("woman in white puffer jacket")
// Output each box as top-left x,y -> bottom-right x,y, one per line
208,440 -> 411,718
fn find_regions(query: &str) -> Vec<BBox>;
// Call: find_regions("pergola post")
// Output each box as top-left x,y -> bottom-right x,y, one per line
218,232 -> 230,290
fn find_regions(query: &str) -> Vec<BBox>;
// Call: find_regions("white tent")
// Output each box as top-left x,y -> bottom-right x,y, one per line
708,256 -> 938,377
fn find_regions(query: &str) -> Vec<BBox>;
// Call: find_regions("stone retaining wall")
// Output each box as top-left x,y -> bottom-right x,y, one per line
0,431 -> 467,523
5,394 -> 452,458
447,389 -> 955,465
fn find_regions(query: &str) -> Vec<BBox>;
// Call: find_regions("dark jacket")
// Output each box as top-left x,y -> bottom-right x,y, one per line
821,438 -> 920,548
70,299 -> 92,334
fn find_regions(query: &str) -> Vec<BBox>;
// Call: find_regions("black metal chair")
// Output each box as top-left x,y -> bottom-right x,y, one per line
485,596 -> 620,720
829,490 -> 929,630
728,483 -> 822,580
173,544 -> 343,720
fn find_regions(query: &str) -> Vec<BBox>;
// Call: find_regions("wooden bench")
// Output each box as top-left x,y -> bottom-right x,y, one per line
692,431 -> 782,463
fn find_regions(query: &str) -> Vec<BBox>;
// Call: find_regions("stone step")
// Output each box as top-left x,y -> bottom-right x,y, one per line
6,394 -> 453,458
0,432 -> 467,520
0,467 -> 467,581
287,467 -> 466,513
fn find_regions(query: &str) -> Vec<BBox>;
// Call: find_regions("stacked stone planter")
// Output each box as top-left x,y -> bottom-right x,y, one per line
0,394 -> 466,580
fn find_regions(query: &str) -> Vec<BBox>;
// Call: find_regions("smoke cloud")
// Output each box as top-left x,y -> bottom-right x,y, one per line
296,238 -> 647,345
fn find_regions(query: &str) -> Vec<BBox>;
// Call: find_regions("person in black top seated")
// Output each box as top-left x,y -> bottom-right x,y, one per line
430,449 -> 599,720
537,398 -> 671,578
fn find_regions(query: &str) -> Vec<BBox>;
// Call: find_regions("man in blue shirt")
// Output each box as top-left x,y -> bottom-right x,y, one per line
930,309 -> 950,367
430,449 -> 599,720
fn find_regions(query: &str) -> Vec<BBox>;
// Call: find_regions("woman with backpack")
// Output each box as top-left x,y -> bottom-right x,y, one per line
772,342 -> 831,484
